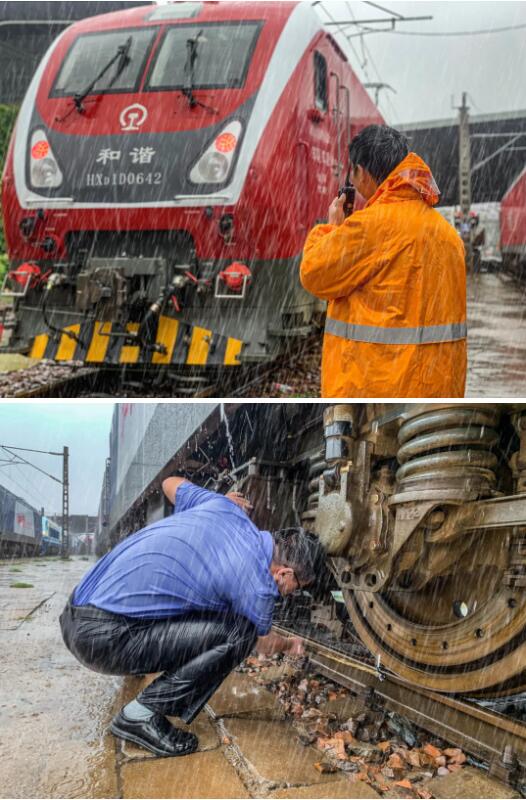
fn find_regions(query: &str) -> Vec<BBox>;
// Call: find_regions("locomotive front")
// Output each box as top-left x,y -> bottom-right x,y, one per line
1,2 -> 322,373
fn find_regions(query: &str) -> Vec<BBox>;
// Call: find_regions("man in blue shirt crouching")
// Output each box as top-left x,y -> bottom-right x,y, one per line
60,478 -> 325,758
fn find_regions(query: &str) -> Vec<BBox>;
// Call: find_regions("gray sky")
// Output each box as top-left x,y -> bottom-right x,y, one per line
316,1 -> 526,124
0,403 -> 114,516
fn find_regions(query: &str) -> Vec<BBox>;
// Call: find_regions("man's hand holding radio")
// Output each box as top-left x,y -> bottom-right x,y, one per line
328,194 -> 347,225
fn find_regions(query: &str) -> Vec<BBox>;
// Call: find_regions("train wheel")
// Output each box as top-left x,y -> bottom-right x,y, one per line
344,568 -> 526,696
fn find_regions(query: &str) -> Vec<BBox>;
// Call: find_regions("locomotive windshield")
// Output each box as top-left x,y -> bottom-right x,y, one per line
51,28 -> 158,96
147,22 -> 261,90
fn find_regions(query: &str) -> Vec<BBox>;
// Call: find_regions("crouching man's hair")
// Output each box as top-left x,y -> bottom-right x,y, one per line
272,527 -> 326,587
349,124 -> 409,185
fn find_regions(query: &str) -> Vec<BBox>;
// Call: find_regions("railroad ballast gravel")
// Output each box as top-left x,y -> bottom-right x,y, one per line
238,654 -> 470,799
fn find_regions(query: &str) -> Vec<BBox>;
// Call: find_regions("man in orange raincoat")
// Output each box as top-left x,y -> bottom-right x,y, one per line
300,125 -> 467,398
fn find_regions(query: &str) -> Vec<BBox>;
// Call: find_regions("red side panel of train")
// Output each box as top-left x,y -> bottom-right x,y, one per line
501,167 -> 526,252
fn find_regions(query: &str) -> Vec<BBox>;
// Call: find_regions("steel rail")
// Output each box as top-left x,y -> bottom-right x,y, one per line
273,624 -> 526,787
6,333 -> 321,398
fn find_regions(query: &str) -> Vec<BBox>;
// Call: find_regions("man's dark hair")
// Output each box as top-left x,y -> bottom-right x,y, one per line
349,125 -> 409,185
272,527 -> 326,586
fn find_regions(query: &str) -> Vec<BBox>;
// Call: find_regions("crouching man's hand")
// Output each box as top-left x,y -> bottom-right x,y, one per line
256,631 -> 305,658
226,491 -> 254,514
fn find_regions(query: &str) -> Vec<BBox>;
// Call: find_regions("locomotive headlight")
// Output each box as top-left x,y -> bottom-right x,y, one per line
189,120 -> 242,185
29,130 -> 63,189
197,152 -> 229,183
31,158 -> 60,188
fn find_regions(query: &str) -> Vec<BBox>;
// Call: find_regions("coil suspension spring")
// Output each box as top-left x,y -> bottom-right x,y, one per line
395,406 -> 501,499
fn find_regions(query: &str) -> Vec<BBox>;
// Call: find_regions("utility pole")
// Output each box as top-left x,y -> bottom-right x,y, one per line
0,443 -> 70,558
61,446 -> 69,558
457,92 -> 473,274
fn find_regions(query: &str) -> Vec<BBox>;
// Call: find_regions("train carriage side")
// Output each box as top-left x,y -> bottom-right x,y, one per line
0,483 -> 42,557
501,165 -> 526,280
40,516 -> 62,556
1,1 -> 383,372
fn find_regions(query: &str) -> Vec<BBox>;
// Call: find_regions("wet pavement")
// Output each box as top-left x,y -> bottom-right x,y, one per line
466,273 -> 526,397
0,556 -> 521,798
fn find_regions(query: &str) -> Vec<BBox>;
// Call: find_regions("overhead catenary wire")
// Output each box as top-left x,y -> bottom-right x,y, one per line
0,458 -> 59,512
0,445 -> 62,485
315,1 -> 367,79
0,444 -> 64,516
0,464 -> 48,513
364,1 -> 404,20
350,2 -> 399,122
316,2 -> 399,123
358,23 -> 526,36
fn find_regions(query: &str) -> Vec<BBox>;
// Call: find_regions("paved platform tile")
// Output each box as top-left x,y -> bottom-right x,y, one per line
208,673 -> 285,719
122,712 -> 219,759
121,749 -> 250,798
225,718 -> 340,785
270,778 -> 381,798
426,766 -> 520,799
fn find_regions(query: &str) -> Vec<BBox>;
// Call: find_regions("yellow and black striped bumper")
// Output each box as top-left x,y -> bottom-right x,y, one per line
29,316 -> 244,367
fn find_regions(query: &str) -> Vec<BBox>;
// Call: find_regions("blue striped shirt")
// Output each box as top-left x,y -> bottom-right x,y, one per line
73,483 -> 278,635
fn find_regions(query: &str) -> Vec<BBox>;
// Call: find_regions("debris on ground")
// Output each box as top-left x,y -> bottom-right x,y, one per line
257,339 -> 321,397
0,360 -> 83,397
238,654 -> 469,798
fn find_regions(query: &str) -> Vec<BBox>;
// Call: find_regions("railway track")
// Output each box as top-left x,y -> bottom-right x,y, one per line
3,333 -> 322,398
273,623 -> 526,792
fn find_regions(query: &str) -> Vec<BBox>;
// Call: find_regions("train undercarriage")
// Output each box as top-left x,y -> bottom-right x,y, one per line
109,402 -> 526,698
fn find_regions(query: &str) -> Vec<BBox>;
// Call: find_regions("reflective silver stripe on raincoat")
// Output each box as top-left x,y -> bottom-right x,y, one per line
325,318 -> 467,345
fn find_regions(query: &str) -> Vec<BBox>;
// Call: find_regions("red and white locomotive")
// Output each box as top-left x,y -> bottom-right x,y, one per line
1,1 -> 383,372
501,165 -> 526,281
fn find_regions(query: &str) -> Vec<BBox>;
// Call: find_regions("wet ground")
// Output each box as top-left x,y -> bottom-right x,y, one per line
466,273 -> 526,397
0,556 -> 521,799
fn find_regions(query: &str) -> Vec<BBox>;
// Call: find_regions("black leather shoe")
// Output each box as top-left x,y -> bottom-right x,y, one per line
110,709 -> 198,757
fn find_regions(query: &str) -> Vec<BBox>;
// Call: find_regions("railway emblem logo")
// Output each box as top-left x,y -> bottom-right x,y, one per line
119,104 -> 148,132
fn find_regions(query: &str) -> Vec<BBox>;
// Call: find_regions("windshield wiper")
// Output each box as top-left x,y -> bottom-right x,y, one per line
182,30 -> 201,107
73,36 -> 132,114
181,30 -> 218,114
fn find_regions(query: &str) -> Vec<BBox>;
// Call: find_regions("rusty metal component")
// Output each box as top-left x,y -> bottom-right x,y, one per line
511,412 -> 526,493
346,573 -> 526,695
505,532 -> 526,589
323,404 -> 356,465
76,267 -> 128,319
315,468 -> 354,554
393,406 -> 501,503
301,450 -> 327,533
308,403 -> 526,695
272,625 -> 526,789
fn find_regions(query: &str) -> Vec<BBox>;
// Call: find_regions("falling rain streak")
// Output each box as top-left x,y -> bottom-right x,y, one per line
0,0 -> 523,397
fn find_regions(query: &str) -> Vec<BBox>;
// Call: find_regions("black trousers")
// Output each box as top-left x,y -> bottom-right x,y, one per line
59,598 -> 257,723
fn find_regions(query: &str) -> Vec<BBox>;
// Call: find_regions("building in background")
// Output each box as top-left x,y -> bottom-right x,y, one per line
52,513 -> 96,555
399,109 -> 526,207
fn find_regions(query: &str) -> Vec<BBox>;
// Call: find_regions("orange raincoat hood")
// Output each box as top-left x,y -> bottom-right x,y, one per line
365,152 -> 441,209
